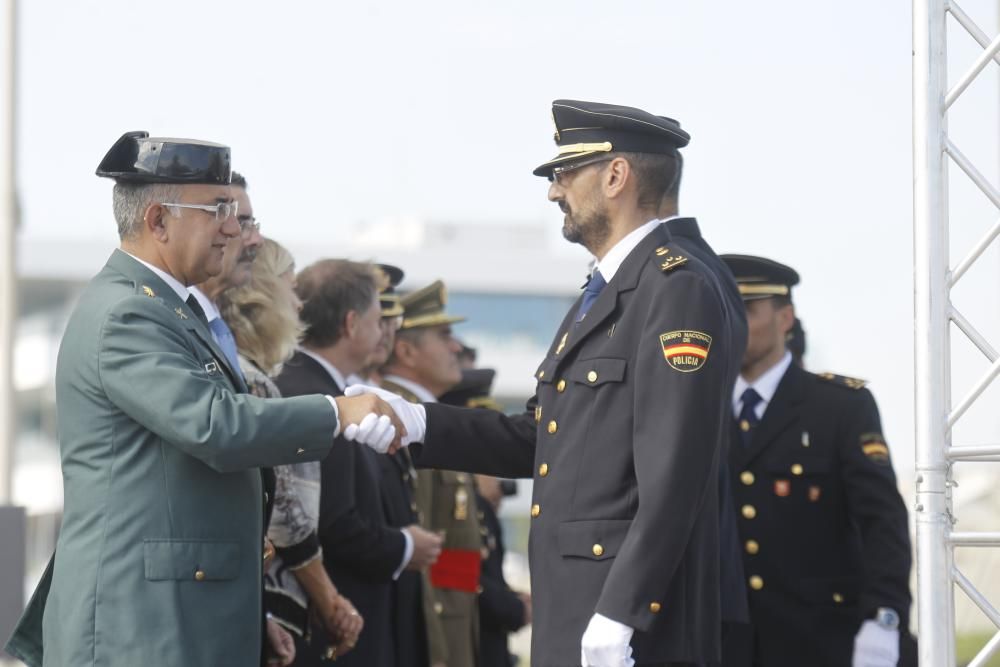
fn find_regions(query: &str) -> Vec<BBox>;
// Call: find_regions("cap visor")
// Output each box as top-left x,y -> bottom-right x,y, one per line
532,150 -> 605,177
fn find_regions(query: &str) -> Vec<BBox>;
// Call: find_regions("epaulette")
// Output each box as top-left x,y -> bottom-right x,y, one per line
652,245 -> 688,273
817,372 -> 867,390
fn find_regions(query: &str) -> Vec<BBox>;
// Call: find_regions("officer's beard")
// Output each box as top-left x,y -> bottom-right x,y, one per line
561,197 -> 611,253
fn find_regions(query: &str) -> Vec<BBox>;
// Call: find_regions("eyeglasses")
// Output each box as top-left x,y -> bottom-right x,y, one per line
548,157 -> 613,186
238,216 -> 261,237
161,200 -> 239,222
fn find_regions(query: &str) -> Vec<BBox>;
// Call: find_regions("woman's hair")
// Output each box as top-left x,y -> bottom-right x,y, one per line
219,237 -> 304,375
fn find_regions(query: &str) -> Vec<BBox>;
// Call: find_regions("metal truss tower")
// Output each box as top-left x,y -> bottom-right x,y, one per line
913,1 -> 1000,665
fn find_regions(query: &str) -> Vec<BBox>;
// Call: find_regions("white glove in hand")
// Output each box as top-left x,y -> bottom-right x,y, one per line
344,384 -> 427,446
342,413 -> 396,454
852,620 -> 899,667
580,613 -> 635,667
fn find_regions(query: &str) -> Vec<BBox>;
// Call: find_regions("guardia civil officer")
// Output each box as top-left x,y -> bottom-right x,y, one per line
720,255 -> 914,667
346,101 -> 747,667
3,132 -> 402,667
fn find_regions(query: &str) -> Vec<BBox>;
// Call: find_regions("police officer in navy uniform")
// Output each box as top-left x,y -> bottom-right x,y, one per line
347,100 -> 748,667
719,255 -> 913,667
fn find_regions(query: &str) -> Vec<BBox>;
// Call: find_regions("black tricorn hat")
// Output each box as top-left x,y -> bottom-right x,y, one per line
720,254 -> 800,302
533,100 -> 691,177
96,131 -> 231,185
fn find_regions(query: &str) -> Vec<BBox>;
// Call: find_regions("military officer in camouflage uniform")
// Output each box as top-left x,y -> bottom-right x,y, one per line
381,280 -> 482,667
720,255 -> 913,667
348,100 -> 746,667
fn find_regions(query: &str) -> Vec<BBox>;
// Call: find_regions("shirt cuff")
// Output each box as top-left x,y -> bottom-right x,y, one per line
393,527 -> 414,580
325,395 -> 341,438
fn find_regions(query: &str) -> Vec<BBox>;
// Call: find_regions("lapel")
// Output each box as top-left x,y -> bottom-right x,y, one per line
734,363 -> 807,468
290,351 -> 344,397
106,250 -> 248,394
552,223 -> 672,367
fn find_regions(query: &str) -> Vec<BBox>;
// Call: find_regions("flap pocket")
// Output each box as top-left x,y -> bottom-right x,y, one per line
557,519 -> 631,561
800,575 -> 861,605
569,357 -> 627,386
144,539 -> 240,581
763,456 -> 832,476
535,358 -> 559,383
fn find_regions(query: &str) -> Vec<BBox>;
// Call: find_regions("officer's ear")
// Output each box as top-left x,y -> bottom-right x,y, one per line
144,203 -> 170,242
602,157 -> 630,200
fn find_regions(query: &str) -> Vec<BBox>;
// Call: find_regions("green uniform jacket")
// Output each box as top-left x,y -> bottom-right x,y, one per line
4,251 -> 337,667
382,379 -> 481,667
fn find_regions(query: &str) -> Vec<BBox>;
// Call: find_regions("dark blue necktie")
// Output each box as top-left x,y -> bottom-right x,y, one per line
576,270 -> 607,323
737,388 -> 763,447
208,316 -> 241,373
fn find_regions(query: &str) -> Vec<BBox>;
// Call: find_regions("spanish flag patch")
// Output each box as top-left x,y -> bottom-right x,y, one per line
861,433 -> 890,465
660,330 -> 712,372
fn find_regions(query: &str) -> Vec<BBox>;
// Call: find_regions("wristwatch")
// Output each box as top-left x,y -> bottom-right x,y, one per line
874,607 -> 900,630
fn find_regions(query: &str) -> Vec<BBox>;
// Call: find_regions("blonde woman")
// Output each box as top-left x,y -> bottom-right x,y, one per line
221,238 -> 363,664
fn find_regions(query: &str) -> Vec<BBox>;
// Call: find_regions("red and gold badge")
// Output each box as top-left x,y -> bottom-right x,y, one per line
660,330 -> 712,373
808,485 -> 822,502
773,479 -> 791,497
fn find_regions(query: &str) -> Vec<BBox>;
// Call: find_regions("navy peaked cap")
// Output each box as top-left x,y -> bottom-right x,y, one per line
533,99 -> 690,177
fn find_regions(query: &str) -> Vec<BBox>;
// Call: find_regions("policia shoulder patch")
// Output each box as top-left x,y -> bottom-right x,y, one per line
861,433 -> 891,465
660,330 -> 712,372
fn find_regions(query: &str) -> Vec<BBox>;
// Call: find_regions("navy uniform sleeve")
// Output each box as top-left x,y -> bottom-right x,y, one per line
416,403 -> 537,479
836,386 -> 912,622
595,270 -> 727,631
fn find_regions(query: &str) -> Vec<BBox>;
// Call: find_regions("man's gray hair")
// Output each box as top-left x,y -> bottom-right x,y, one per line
112,182 -> 181,240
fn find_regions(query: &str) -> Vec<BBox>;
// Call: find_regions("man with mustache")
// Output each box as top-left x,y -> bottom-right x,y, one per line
348,100 -> 747,667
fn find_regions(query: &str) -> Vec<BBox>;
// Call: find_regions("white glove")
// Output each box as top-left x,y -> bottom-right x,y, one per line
344,384 -> 427,446
580,613 -> 635,667
852,620 -> 899,667
342,413 -> 396,453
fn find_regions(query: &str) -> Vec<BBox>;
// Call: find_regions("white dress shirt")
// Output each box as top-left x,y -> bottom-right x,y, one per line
732,351 -> 794,420
123,251 -> 190,302
381,374 -> 438,404
593,218 -> 664,282
188,285 -> 222,324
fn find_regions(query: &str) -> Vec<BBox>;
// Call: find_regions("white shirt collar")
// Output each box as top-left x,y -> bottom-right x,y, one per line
594,218 -> 663,282
298,347 -> 348,392
123,251 -> 190,303
732,350 -> 794,419
188,286 -> 221,323
382,374 -> 437,403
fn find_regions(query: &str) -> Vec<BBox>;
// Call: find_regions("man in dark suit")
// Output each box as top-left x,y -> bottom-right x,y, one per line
347,100 -> 747,667
720,255 -> 913,667
275,259 -> 442,666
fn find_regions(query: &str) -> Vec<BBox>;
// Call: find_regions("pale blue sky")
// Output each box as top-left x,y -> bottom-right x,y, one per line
7,0 -> 1000,478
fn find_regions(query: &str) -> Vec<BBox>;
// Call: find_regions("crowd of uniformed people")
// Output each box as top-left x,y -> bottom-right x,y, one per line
4,100 -> 915,667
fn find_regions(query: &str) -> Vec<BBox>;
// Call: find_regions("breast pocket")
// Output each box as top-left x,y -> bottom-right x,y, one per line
144,539 -> 240,582
568,357 -> 627,388
764,455 -> 832,504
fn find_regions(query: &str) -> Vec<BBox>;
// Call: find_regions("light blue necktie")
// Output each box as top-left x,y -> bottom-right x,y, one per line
208,317 -> 241,372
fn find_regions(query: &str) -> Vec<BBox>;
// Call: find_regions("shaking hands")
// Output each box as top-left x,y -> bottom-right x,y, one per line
334,385 -> 427,453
